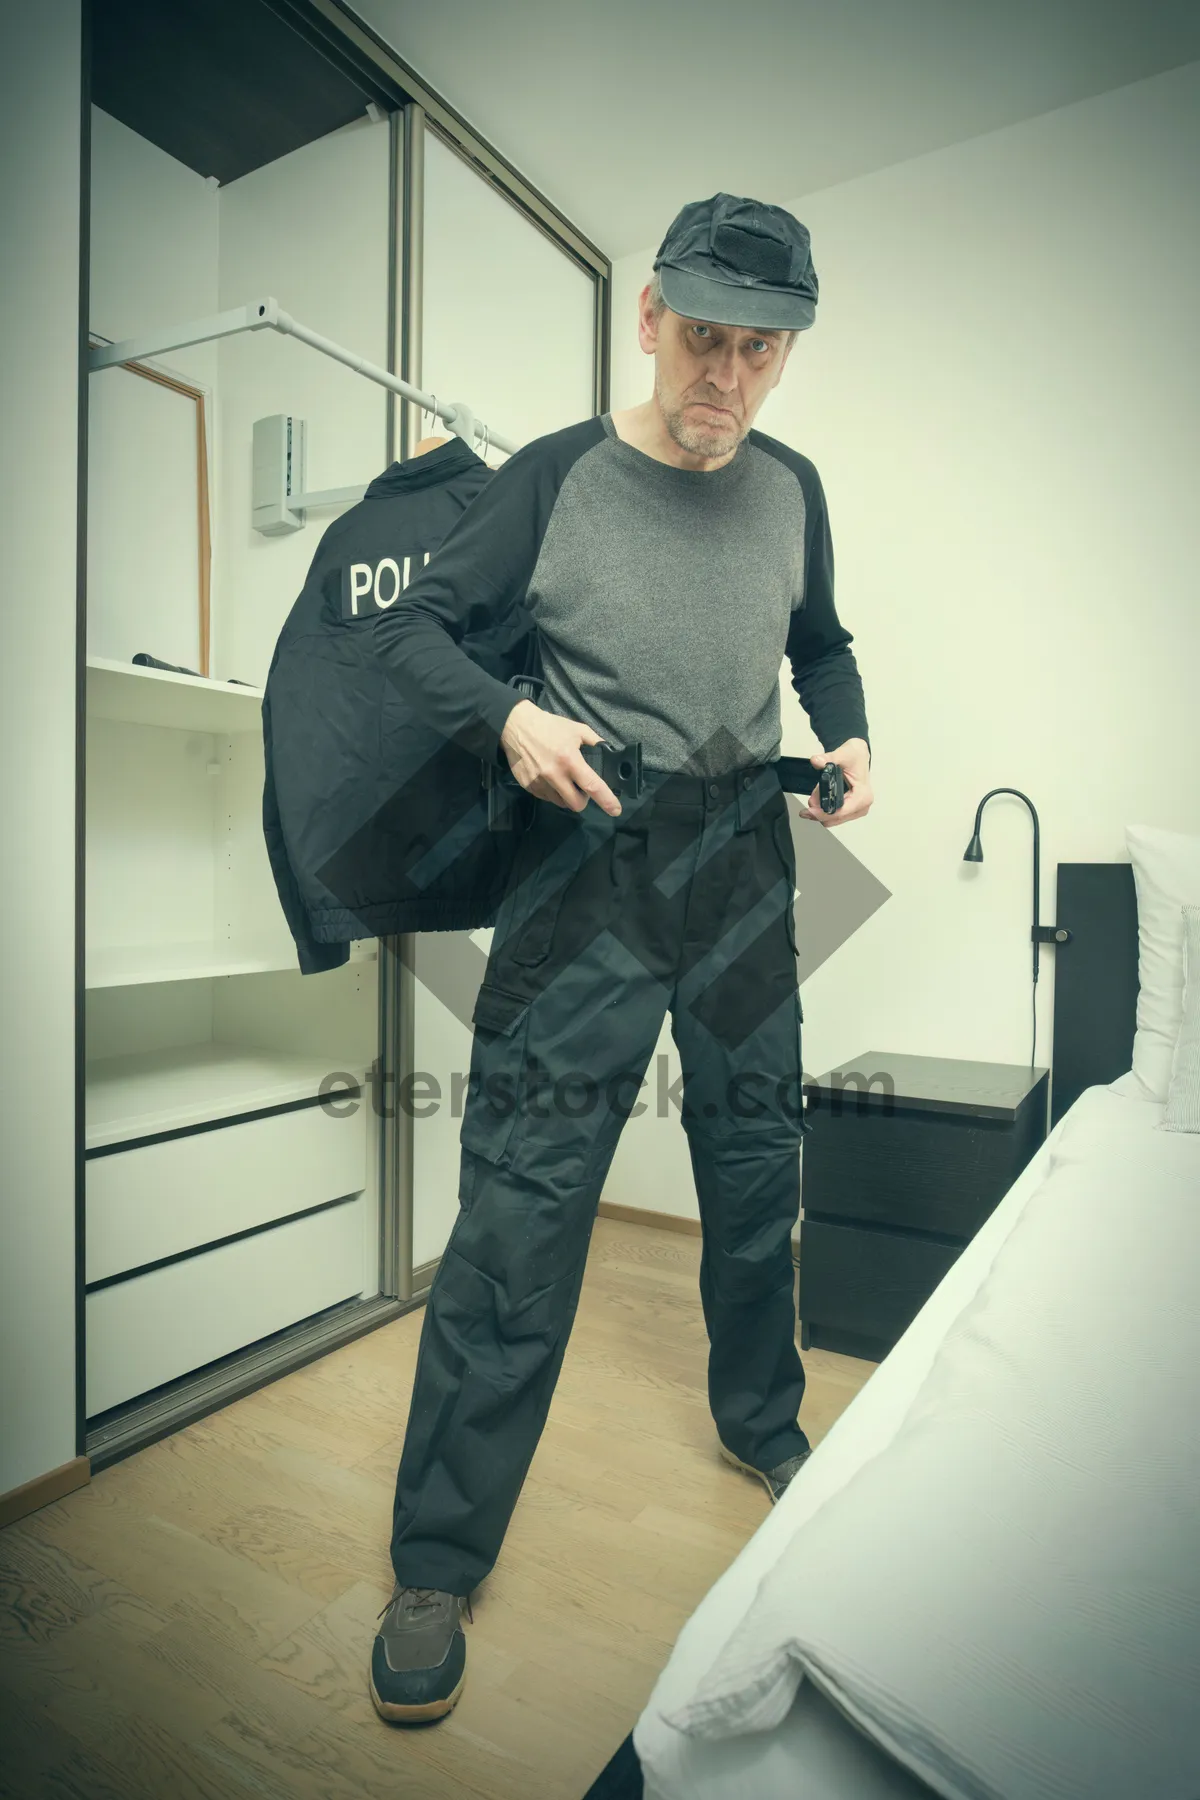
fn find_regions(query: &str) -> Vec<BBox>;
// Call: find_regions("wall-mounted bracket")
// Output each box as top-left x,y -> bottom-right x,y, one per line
251,415 -> 372,536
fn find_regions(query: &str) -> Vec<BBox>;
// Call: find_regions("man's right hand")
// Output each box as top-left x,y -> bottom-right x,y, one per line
499,699 -> 622,815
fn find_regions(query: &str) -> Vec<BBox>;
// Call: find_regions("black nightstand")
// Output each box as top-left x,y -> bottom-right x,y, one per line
798,1052 -> 1049,1361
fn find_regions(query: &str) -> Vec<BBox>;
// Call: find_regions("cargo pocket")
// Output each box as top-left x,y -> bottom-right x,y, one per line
460,979 -> 532,1165
472,979 -> 530,1038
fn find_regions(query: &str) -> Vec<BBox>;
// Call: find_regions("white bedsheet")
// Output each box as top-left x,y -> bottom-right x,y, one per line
634,1077 -> 1175,1800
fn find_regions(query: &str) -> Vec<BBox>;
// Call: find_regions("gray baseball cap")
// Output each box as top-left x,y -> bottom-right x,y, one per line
653,192 -> 818,332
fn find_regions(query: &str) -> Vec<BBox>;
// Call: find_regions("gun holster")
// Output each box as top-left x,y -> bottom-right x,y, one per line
481,673 -> 645,831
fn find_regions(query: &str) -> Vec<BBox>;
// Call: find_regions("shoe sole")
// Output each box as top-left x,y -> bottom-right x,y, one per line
369,1667 -> 465,1724
718,1443 -> 779,1504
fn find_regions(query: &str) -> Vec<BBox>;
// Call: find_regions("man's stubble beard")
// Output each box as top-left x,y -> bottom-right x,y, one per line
656,367 -> 746,458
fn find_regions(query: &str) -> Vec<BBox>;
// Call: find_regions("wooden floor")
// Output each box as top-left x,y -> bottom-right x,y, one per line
0,1216 -> 875,1800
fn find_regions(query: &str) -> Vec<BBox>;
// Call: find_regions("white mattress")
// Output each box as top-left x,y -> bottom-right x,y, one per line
634,1075 -> 1170,1800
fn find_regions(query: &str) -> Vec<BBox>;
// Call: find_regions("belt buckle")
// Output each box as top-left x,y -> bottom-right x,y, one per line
584,739 -> 643,797
482,734 -> 645,830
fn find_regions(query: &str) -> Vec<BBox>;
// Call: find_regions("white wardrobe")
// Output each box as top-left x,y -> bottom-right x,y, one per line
81,10 -> 601,1467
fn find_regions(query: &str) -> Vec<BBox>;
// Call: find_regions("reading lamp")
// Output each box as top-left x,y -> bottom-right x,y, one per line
963,787 -> 1071,1066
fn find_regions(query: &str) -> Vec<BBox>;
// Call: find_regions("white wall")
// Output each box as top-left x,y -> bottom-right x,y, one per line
605,60 -> 1200,1219
87,107 -> 220,669
0,2 -> 81,1496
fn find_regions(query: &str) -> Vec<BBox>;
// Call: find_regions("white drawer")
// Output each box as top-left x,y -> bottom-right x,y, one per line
86,1196 -> 366,1416
87,1102 -> 366,1284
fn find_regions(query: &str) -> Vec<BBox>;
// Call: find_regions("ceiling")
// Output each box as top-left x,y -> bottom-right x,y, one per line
92,0 -> 378,186
353,0 -> 1200,260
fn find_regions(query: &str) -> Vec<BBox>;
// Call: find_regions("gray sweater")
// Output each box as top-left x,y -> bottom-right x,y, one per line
374,412 -> 869,781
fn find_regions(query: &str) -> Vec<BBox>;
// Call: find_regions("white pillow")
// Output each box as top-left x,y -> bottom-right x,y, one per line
1125,824 -> 1200,1102
1163,906 -> 1200,1133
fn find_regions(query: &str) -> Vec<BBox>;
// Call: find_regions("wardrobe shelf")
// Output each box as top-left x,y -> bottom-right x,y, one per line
86,940 -> 298,989
86,655 -> 264,733
85,1042 -> 366,1151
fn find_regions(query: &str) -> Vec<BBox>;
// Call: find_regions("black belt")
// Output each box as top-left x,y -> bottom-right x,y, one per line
482,738 -> 822,831
582,748 -> 823,796
481,672 -> 831,829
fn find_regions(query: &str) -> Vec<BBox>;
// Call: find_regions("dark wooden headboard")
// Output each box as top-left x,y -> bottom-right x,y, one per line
1050,862 -> 1140,1126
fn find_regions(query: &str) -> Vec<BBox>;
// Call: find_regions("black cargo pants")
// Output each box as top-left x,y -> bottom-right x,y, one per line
390,761 -> 812,1596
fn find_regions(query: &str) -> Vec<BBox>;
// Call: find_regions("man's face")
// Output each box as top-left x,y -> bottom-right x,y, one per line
639,289 -> 795,458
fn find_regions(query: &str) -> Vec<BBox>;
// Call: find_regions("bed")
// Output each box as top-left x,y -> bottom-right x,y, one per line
583,838 -> 1200,1800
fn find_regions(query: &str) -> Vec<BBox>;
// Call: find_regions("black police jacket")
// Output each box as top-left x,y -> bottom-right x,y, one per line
262,437 -> 534,974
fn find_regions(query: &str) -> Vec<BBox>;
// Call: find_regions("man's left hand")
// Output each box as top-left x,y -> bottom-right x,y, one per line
805,738 -> 873,827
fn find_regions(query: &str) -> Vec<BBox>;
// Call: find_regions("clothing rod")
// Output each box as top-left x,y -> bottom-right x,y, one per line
87,296 -> 519,457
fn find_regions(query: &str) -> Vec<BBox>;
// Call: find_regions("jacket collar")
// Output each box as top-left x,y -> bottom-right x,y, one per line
365,437 -> 486,497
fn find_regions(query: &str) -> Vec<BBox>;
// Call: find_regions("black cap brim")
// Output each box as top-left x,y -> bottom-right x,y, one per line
659,262 -> 815,332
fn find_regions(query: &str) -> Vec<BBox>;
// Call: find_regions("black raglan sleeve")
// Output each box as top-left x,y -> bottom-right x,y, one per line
373,433 -> 574,763
784,459 -> 872,765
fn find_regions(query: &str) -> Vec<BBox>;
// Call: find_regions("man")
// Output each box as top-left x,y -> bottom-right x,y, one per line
369,192 -> 873,1725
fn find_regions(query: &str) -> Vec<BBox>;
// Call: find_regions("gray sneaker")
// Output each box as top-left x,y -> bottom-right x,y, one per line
719,1442 -> 811,1504
369,1583 -> 472,1724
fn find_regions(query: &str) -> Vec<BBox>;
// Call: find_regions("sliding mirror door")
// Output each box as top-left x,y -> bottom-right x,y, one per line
407,124 -> 602,1282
